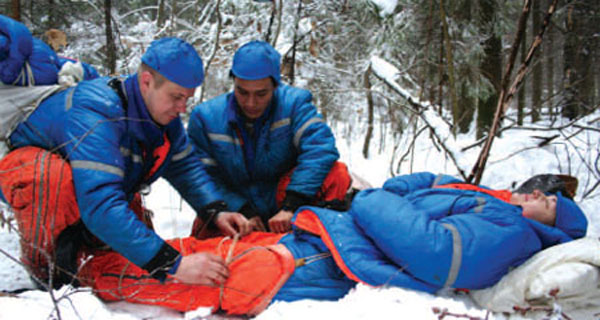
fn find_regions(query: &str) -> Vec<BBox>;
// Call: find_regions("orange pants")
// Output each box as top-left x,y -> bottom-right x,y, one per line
79,232 -> 294,315
191,161 -> 352,238
0,147 -> 150,283
0,147 -> 80,281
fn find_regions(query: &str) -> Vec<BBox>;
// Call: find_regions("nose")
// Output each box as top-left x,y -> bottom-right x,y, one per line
245,94 -> 257,108
175,99 -> 187,113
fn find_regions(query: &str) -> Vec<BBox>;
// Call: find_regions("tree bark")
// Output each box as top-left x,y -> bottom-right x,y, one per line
545,0 -> 555,118
11,0 -> 20,21
531,0 -> 542,122
476,0 -> 501,139
104,0 -> 117,75
156,0 -> 166,30
517,22 -> 526,126
439,0 -> 459,135
47,0 -> 55,29
562,1 -> 596,119
288,0 -> 302,85
363,64 -> 374,159
456,0 -> 474,134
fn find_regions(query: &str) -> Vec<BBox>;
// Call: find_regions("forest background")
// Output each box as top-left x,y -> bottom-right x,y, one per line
3,0 -> 599,185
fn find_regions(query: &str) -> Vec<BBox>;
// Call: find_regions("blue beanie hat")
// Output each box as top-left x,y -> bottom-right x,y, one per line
554,191 -> 588,239
230,40 -> 281,85
141,37 -> 204,88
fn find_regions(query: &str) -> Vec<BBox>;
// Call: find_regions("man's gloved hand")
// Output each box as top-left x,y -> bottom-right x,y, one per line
268,209 -> 294,233
173,253 -> 229,286
215,212 -> 251,237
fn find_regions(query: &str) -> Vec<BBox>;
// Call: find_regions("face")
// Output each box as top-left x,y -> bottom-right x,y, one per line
233,77 -> 275,120
140,71 -> 196,126
510,189 -> 557,226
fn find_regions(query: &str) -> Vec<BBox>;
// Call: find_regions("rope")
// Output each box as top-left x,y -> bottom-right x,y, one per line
294,252 -> 331,267
218,233 -> 240,308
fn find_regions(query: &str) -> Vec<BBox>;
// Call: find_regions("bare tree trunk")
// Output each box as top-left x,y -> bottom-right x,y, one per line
288,0 -> 302,85
439,0 -> 459,135
104,0 -> 117,75
418,0 -> 435,102
198,0 -> 222,103
363,64 -> 374,159
477,0 -> 502,139
169,0 -> 177,36
562,1 -> 596,120
271,0 -> 283,48
156,0 -> 166,30
11,0 -> 21,21
545,0 -> 555,118
531,0 -> 542,122
517,23 -> 526,126
456,0 -> 474,134
47,0 -> 55,29
437,26 -> 444,114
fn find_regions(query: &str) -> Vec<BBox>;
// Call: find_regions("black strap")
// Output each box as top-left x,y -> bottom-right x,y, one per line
107,77 -> 128,110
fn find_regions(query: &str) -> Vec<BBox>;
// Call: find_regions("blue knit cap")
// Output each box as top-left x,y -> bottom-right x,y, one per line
141,37 -> 204,88
230,40 -> 281,85
554,191 -> 588,239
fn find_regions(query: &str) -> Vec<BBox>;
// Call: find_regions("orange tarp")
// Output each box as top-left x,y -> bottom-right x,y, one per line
79,232 -> 294,315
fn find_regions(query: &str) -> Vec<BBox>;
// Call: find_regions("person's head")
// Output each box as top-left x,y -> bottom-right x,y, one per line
230,40 -> 281,120
138,37 -> 204,125
510,189 -> 587,239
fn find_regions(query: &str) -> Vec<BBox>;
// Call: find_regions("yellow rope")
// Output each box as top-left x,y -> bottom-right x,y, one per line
218,233 -> 240,308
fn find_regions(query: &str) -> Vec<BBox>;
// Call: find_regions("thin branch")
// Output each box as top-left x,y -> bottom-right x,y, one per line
198,0 -> 223,103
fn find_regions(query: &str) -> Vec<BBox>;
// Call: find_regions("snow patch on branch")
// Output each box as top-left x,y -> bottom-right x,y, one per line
369,0 -> 398,17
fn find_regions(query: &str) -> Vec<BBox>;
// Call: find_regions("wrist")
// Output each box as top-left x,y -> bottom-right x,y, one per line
281,191 -> 313,213
200,200 -> 228,222
142,243 -> 181,282
239,203 -> 258,218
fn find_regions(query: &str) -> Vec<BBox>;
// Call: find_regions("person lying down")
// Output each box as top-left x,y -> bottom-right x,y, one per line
77,172 -> 588,316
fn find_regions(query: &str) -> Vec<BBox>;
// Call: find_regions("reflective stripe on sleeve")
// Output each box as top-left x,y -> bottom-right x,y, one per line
474,197 -> 486,213
200,158 -> 217,166
441,223 -> 462,288
432,174 -> 444,187
208,133 -> 241,146
171,144 -> 192,162
70,160 -> 125,177
293,117 -> 324,147
64,87 -> 76,111
270,118 -> 291,131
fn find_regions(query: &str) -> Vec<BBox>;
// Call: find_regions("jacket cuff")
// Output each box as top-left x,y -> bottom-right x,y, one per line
142,242 -> 181,282
239,203 -> 258,219
280,191 -> 313,213
199,200 -> 228,222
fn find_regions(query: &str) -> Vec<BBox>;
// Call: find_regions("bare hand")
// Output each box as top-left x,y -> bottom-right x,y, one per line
215,211 -> 251,237
173,253 -> 229,286
248,216 -> 267,232
268,210 -> 294,233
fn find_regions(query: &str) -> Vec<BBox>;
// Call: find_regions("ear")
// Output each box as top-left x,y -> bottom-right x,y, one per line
139,70 -> 153,95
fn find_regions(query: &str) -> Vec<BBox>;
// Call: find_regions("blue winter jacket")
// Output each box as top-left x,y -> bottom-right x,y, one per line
188,84 -> 339,221
0,14 -> 98,85
274,172 -> 579,301
8,75 -> 222,271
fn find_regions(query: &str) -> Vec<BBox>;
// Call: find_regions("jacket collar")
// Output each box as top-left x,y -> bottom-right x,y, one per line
124,75 -> 165,147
